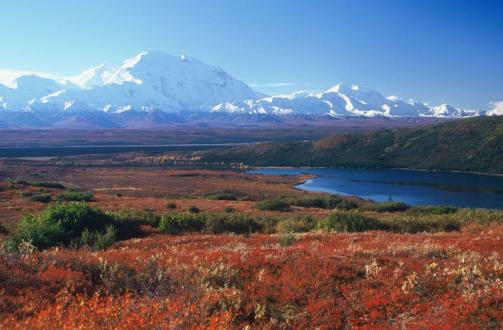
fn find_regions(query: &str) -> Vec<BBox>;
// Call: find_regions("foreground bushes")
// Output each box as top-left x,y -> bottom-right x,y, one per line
6,202 -> 114,251
29,194 -> 52,203
5,201 -> 502,253
318,212 -> 386,232
257,194 -> 358,211
159,212 -> 260,235
5,203 -> 152,252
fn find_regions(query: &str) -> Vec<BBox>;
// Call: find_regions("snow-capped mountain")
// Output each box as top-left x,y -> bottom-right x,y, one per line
0,51 -> 493,128
212,84 -> 480,118
24,51 -> 262,114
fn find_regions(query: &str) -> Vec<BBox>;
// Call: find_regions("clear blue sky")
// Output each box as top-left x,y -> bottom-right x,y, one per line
1,0 -> 502,109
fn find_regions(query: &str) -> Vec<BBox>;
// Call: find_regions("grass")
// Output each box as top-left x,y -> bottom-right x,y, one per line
159,212 -> 260,235
406,205 -> 458,215
7,179 -> 65,190
257,199 -> 291,211
318,212 -> 386,232
29,194 -> 52,203
80,225 -> 117,251
275,218 -> 313,234
362,201 -> 410,212
56,191 -> 94,202
257,195 -> 358,211
165,202 -> 177,210
206,192 -> 239,201
287,194 -> 358,210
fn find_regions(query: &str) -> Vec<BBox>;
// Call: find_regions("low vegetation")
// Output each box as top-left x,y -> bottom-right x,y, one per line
3,203 -> 161,252
205,192 -> 240,200
5,201 -> 503,254
1,227 -> 502,328
29,194 -> 52,203
159,212 -> 260,235
56,191 -> 94,202
318,212 -> 386,232
200,116 -> 503,174
256,198 -> 291,211
1,165 -> 503,329
7,179 -> 65,189
257,195 -> 358,211
362,201 -> 410,212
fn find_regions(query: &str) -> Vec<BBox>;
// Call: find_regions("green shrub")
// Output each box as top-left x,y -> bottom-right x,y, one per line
206,192 -> 239,201
159,212 -> 204,234
9,180 -> 65,190
254,216 -> 280,234
224,207 -> 236,213
106,208 -> 158,238
363,201 -> 410,213
20,191 -> 33,197
189,206 -> 200,213
383,216 -> 461,233
290,194 -> 358,210
57,191 -> 94,202
258,195 -> 358,211
406,205 -> 458,215
278,234 -> 296,247
80,225 -> 117,251
318,212 -> 386,232
335,199 -> 359,210
257,199 -> 291,211
203,213 -> 259,234
166,202 -> 177,210
0,224 -> 8,234
158,212 -> 260,235
7,202 -> 114,251
29,194 -> 52,203
276,218 -> 311,234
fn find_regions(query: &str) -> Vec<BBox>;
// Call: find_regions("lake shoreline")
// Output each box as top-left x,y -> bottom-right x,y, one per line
248,167 -> 503,209
249,165 -> 503,178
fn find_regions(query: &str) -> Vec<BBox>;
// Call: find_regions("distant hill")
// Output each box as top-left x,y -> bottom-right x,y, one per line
199,116 -> 503,174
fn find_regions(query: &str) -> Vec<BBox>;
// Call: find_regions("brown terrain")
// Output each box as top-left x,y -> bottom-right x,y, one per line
0,150 -> 502,329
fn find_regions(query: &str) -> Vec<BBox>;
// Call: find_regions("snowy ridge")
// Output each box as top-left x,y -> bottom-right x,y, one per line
0,51 -> 495,127
212,83 -> 480,118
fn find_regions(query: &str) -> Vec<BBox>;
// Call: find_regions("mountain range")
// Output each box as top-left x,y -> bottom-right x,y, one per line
0,51 -> 498,128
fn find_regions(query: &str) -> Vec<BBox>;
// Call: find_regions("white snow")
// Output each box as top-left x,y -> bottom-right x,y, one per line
0,51 -> 491,120
487,101 -> 503,116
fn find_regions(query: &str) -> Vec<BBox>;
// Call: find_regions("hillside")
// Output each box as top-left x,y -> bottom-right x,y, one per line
199,116 -> 503,174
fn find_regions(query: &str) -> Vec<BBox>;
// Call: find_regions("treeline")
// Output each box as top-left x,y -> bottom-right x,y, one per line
199,116 -> 503,174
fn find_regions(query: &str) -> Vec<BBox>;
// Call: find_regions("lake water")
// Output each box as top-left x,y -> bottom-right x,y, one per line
249,168 -> 503,209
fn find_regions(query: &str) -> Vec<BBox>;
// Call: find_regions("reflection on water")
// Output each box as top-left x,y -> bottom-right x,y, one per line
249,168 -> 503,209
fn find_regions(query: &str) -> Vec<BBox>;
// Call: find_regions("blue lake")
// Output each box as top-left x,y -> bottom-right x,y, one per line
249,168 -> 503,209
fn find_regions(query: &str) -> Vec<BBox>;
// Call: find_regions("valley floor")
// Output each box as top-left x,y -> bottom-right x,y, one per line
0,154 -> 502,329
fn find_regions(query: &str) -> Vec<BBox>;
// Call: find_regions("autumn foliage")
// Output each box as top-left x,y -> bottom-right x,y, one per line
1,226 -> 502,329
